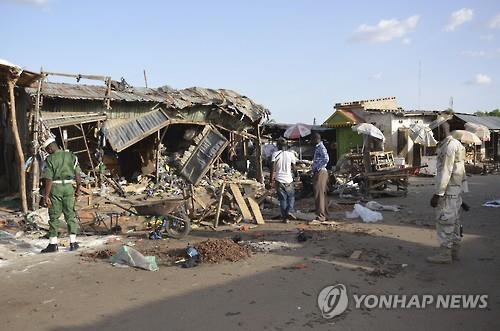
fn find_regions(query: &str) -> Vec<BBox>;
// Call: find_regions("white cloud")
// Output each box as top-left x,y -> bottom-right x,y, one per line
461,50 -> 486,57
467,74 -> 492,85
352,15 -> 419,43
461,49 -> 500,58
489,12 -> 500,29
402,37 -> 411,45
480,34 -> 494,41
445,8 -> 474,32
2,0 -> 50,6
371,73 -> 382,80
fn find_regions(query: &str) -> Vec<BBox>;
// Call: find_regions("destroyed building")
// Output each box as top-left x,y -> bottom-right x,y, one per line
0,68 -> 269,211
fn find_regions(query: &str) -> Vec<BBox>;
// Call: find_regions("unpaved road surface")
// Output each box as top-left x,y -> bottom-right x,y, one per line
1,176 -> 499,330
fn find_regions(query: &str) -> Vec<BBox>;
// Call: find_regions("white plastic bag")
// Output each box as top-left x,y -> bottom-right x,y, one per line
345,203 -> 383,223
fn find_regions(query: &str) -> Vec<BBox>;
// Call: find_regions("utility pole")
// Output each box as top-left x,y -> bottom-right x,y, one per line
143,69 -> 148,88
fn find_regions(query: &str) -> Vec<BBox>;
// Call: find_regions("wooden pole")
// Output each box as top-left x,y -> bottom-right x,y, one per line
30,75 -> 43,210
7,79 -> 28,214
255,123 -> 263,183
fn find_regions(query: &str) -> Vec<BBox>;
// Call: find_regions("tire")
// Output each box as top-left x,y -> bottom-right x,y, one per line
165,214 -> 191,239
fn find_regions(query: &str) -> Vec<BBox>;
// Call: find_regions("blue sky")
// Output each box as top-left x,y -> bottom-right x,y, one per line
1,0 -> 499,123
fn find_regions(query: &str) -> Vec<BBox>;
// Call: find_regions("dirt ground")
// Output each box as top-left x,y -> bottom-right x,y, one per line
1,175 -> 499,331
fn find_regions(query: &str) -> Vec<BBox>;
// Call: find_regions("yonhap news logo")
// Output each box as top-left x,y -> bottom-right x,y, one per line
317,284 -> 349,319
318,284 -> 488,319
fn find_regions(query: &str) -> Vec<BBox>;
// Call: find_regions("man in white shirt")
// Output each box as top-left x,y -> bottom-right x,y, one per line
270,138 -> 297,223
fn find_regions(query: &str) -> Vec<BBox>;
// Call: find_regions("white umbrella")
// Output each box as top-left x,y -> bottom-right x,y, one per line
409,122 -> 437,147
352,123 -> 385,141
283,123 -> 312,139
283,123 -> 312,160
451,130 -> 482,145
464,123 -> 490,142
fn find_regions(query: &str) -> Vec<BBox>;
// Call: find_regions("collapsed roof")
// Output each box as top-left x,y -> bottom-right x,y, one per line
26,82 -> 270,123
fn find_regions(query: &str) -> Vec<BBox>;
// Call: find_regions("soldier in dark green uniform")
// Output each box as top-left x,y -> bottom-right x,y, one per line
41,138 -> 82,253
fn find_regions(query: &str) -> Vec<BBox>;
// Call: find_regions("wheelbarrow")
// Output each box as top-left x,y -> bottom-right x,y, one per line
130,197 -> 191,239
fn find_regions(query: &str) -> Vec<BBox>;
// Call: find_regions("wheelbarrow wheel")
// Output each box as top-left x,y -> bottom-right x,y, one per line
165,214 -> 191,239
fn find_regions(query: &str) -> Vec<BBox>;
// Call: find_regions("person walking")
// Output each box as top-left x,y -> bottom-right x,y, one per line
428,120 -> 468,264
311,133 -> 329,222
270,138 -> 297,223
40,138 -> 82,253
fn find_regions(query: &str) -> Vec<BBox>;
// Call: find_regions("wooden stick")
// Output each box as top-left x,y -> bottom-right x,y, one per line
214,182 -> 226,228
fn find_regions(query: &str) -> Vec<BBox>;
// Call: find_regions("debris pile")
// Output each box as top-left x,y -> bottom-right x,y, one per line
194,238 -> 251,263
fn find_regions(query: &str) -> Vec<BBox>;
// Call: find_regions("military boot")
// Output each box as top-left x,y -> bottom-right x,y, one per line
426,247 -> 452,264
451,244 -> 460,261
41,244 -> 58,253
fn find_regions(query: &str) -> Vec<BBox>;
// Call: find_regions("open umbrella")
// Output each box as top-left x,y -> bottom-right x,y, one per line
352,123 -> 385,141
283,123 -> 312,159
451,130 -> 482,145
464,123 -> 490,142
409,122 -> 437,147
284,123 -> 312,140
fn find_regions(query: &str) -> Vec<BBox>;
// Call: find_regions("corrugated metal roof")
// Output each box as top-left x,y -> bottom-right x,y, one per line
105,109 -> 170,152
25,82 -> 269,122
455,114 -> 500,130
27,82 -> 166,103
41,112 -> 106,128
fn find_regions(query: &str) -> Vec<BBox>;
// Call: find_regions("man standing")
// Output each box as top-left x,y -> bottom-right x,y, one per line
41,138 -> 81,253
428,121 -> 467,264
311,133 -> 329,221
270,138 -> 297,223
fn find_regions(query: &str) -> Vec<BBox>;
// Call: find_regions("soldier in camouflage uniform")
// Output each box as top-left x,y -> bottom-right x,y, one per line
428,121 -> 468,264
41,138 -> 82,253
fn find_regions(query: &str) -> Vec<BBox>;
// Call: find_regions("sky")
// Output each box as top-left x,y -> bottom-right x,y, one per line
1,0 -> 499,123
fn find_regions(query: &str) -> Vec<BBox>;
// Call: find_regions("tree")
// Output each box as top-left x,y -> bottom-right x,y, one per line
474,109 -> 500,117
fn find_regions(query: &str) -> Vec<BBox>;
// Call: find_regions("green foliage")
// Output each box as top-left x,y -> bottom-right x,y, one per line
474,109 -> 500,117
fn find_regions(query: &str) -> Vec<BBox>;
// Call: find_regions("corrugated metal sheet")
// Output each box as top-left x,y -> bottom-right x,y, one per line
455,114 -> 500,130
26,82 -> 166,103
105,109 -> 170,152
41,112 -> 107,128
25,82 -> 269,122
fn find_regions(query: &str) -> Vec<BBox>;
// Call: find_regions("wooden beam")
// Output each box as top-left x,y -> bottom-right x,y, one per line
7,79 -> 28,214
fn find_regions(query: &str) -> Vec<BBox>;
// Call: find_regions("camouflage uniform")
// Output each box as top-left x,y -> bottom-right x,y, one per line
41,150 -> 81,238
435,136 -> 468,249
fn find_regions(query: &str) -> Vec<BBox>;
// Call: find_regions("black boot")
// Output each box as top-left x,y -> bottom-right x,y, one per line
70,243 -> 79,251
41,244 -> 58,253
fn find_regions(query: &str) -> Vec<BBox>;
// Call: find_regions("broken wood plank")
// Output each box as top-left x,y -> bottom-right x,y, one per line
229,183 -> 253,220
214,183 -> 227,228
247,197 -> 265,225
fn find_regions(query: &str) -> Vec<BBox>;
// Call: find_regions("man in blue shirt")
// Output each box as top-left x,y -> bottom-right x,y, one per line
311,133 -> 329,221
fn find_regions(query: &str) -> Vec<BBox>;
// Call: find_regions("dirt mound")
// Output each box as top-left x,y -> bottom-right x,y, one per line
195,239 -> 251,263
80,249 -> 114,261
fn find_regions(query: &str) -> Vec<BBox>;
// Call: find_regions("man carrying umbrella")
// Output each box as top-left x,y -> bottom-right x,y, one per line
311,133 -> 330,221
428,120 -> 468,264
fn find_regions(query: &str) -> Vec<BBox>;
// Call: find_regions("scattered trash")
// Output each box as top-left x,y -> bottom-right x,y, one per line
148,229 -> 163,240
80,249 -> 114,261
182,246 -> 200,268
297,230 -> 308,242
365,201 -> 400,212
247,240 -> 302,253
483,199 -> 500,208
346,204 -> 383,223
349,250 -> 363,260
110,246 -> 158,271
